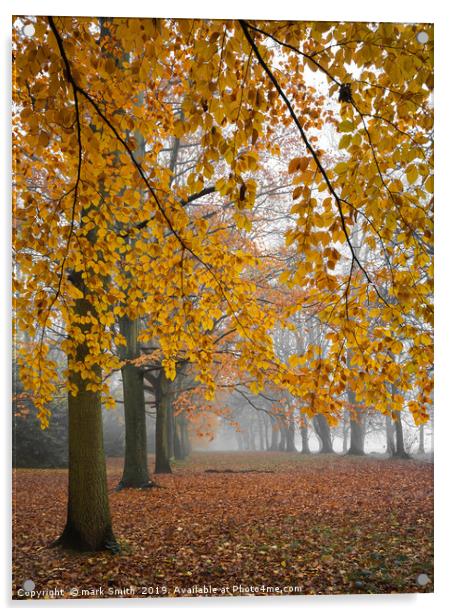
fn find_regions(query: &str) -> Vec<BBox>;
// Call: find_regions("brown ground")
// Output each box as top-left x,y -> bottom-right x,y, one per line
12,452 -> 433,599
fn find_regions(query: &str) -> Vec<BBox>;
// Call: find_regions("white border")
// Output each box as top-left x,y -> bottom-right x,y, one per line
2,1 -> 451,614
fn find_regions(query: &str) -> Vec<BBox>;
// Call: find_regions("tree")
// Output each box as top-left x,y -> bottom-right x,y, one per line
313,414 -> 334,454
13,16 -> 433,551
116,316 -> 150,488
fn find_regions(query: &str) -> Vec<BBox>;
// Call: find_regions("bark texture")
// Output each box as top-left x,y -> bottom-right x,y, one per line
57,282 -> 117,551
117,316 -> 150,489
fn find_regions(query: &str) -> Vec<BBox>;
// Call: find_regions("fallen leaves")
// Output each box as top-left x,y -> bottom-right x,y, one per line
12,453 -> 433,599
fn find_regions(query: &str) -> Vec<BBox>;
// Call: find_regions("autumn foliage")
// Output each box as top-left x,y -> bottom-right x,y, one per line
12,13 -> 433,585
13,17 -> 433,427
12,453 -> 433,597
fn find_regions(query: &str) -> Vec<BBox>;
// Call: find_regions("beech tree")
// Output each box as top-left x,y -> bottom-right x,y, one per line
13,16 -> 433,551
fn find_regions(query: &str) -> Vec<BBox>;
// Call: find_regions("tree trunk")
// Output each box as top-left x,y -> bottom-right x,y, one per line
394,412 -> 409,458
346,352 -> 365,455
180,411 -> 191,457
348,417 -> 366,455
269,415 -> 278,451
56,280 -> 116,551
418,423 -> 425,454
167,390 -> 175,459
154,370 -> 173,473
236,430 -> 244,451
117,316 -> 149,488
264,414 -> 270,450
342,411 -> 348,454
300,413 -> 310,454
347,390 -> 366,456
249,424 -> 256,450
257,413 -> 265,451
173,413 -> 184,460
385,414 -> 396,456
286,412 -> 296,452
313,414 -> 334,453
278,418 -> 287,451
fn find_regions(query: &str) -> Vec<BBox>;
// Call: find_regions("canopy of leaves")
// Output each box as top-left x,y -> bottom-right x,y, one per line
13,17 -> 433,427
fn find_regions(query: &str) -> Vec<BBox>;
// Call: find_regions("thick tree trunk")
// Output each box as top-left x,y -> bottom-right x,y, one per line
394,412 -> 409,458
385,414 -> 396,456
57,284 -> 117,551
348,417 -> 366,455
117,316 -> 149,488
300,414 -> 310,454
313,414 -> 334,453
154,370 -> 173,473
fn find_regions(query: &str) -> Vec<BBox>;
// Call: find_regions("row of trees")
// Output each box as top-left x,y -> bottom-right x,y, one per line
13,17 -> 433,551
221,401 -> 431,457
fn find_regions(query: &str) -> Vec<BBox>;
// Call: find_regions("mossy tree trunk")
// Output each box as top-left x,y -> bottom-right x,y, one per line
117,316 -> 149,489
57,274 -> 117,552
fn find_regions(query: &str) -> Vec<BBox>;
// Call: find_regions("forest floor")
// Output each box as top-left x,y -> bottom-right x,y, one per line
12,452 -> 433,600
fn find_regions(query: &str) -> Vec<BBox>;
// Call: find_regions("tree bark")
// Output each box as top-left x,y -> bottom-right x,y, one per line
167,389 -> 175,459
57,279 -> 117,551
346,352 -> 365,455
394,412 -> 409,458
154,370 -> 173,473
313,414 -> 334,454
180,411 -> 191,457
385,414 -> 396,456
173,412 -> 184,460
300,413 -> 310,454
348,417 -> 366,455
117,316 -> 150,488
286,412 -> 297,452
